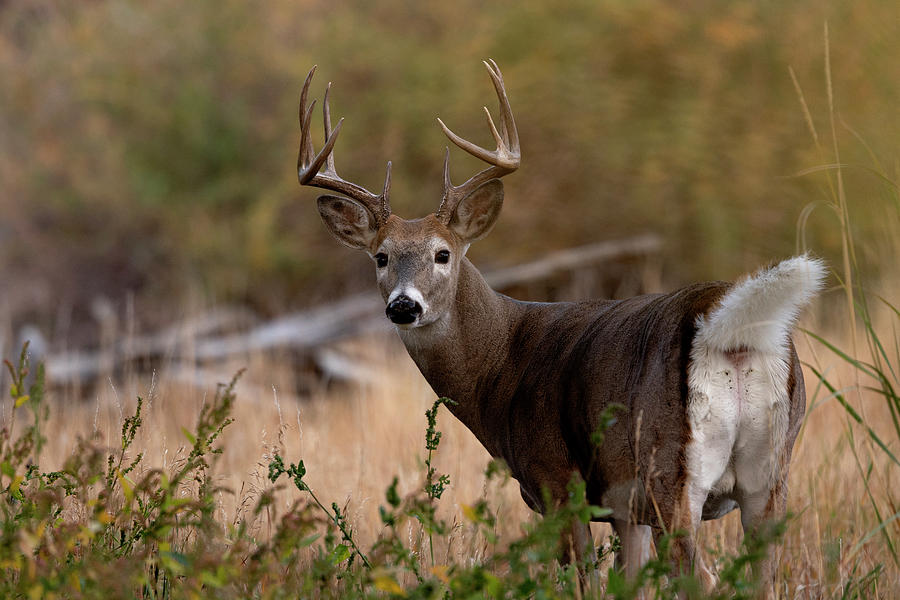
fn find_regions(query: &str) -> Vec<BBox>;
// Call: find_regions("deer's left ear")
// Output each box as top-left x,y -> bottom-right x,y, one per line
448,179 -> 504,243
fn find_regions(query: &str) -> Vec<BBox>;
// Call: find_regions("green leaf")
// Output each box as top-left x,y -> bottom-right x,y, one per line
329,543 -> 351,565
385,476 -> 400,508
160,550 -> 191,572
181,427 -> 197,445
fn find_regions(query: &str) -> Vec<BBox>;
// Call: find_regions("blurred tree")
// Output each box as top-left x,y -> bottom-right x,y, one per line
0,0 -> 896,342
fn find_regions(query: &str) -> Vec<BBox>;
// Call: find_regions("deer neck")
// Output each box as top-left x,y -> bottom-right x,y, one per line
396,257 -> 522,440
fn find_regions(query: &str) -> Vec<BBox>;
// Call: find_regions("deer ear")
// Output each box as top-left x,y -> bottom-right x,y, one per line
448,179 -> 504,243
317,195 -> 379,249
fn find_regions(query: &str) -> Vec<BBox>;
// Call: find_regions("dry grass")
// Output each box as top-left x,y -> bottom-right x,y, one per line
10,284 -> 898,596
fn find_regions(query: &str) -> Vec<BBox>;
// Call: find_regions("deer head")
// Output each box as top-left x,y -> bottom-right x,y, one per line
298,60 -> 520,329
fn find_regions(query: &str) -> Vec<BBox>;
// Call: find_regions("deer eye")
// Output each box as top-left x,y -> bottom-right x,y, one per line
435,250 -> 450,264
375,253 -> 388,268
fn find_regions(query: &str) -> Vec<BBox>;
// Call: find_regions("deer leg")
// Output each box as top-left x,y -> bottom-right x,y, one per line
559,519 -> 596,591
655,492 -> 717,593
612,519 -> 652,580
667,531 -> 715,586
737,478 -> 787,600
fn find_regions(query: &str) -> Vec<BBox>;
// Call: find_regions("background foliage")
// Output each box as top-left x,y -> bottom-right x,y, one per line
1,0 -> 897,340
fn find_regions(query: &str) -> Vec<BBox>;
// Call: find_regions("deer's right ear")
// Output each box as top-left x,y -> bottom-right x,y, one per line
317,195 -> 379,249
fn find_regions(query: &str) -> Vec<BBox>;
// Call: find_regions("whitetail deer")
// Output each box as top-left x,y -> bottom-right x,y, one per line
297,60 -> 825,593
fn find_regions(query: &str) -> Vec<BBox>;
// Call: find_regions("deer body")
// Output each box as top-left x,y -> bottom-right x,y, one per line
398,255 -> 727,514
397,252 -> 816,530
297,62 -> 824,594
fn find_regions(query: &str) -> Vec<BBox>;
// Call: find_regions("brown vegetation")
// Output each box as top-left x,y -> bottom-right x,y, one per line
21,301 -> 899,595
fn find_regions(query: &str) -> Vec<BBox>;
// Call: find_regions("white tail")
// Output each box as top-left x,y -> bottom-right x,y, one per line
694,255 -> 826,355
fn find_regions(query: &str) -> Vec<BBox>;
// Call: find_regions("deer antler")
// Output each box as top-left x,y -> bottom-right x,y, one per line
297,66 -> 392,226
435,59 -> 520,223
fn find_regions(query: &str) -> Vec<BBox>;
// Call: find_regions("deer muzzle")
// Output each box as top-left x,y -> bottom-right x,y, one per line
385,295 -> 422,325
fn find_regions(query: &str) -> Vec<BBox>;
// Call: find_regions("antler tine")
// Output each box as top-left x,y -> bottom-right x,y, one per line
436,60 -> 520,223
298,99 -> 317,173
296,66 -> 391,226
297,66 -> 317,169
442,147 -> 452,192
323,82 -> 337,174
485,58 -> 519,152
483,106 -> 503,151
381,161 -> 392,219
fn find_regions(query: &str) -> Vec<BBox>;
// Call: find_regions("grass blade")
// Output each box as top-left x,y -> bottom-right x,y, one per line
803,329 -> 878,379
808,365 -> 900,468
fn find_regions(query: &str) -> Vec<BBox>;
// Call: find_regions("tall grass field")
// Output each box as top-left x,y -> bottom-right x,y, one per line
1,269 -> 899,598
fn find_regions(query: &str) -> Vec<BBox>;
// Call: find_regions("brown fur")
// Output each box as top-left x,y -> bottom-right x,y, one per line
401,258 -> 732,527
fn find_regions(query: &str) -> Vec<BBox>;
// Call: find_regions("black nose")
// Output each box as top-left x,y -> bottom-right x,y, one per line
386,295 -> 422,324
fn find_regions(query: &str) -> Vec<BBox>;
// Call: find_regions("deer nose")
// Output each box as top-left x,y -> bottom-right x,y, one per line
386,295 -> 422,325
